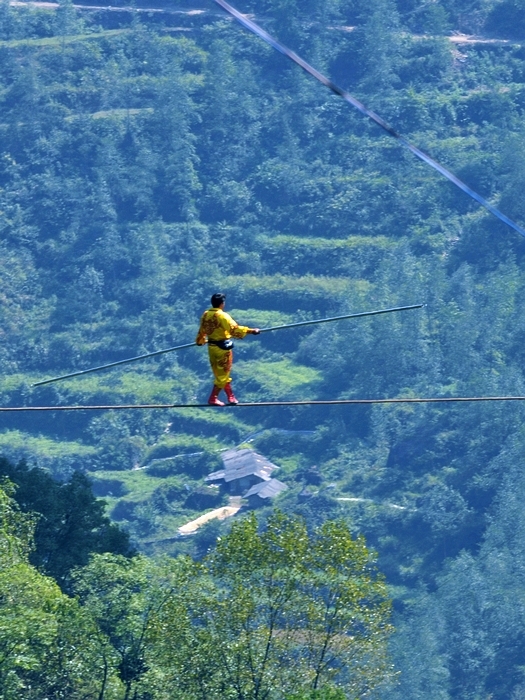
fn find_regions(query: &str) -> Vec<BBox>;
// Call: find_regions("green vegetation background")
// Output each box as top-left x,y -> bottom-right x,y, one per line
1,0 -> 525,696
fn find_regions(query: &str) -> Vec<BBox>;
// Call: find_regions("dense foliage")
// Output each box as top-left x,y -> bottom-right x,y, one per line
1,0 -> 525,696
0,457 -> 134,588
0,480 -> 392,699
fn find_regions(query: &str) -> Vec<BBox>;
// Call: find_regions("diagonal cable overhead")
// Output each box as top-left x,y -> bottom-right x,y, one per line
212,0 -> 525,239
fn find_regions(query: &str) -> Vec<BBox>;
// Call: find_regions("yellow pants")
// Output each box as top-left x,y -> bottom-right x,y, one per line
208,345 -> 233,389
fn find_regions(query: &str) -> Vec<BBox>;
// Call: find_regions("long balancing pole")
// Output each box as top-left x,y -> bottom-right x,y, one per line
32,342 -> 198,387
258,303 -> 424,334
32,303 -> 424,387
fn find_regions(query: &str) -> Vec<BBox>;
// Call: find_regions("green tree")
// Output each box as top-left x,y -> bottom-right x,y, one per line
0,480 -> 110,699
285,690 -> 347,700
0,458 -> 134,590
155,511 -> 393,699
73,553 -> 174,700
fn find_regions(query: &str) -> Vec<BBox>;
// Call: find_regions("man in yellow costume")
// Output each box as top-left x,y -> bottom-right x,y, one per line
196,293 -> 260,406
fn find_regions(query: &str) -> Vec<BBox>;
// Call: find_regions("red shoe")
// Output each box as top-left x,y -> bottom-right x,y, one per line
224,383 -> 239,405
207,386 -> 225,406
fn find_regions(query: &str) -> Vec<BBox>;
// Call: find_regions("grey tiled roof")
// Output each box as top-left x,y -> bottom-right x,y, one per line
205,449 -> 279,484
244,478 -> 288,499
205,469 -> 226,482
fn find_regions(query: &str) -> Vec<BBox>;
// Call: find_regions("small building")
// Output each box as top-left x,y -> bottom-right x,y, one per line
205,448 -> 286,501
244,478 -> 288,507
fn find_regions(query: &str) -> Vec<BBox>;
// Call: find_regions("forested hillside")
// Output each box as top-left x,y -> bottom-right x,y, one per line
2,0 -> 525,696
1,477 -> 391,698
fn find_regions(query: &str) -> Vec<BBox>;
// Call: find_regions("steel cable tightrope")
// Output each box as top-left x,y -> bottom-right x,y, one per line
31,304 -> 424,387
212,0 -> 525,239
3,396 -> 525,411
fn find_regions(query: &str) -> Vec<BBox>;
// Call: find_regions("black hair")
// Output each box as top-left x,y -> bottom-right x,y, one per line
211,293 -> 226,308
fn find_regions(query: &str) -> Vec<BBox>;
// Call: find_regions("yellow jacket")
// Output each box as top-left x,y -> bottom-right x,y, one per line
196,308 -> 250,345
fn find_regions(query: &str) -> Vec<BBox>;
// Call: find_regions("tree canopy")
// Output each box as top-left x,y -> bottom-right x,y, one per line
0,479 -> 393,699
0,457 -> 134,589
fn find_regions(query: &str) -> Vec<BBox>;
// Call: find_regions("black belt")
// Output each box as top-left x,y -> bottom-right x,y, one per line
207,338 -> 234,350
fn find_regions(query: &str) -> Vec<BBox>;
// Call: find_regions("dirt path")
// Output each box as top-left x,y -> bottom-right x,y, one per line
10,2 -> 213,15
178,496 -> 242,535
8,2 -> 525,47
9,0 -> 525,46
337,497 -> 407,510
439,32 -> 525,47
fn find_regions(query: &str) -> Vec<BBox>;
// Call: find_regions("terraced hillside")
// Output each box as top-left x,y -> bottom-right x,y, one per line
2,0 -> 525,695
